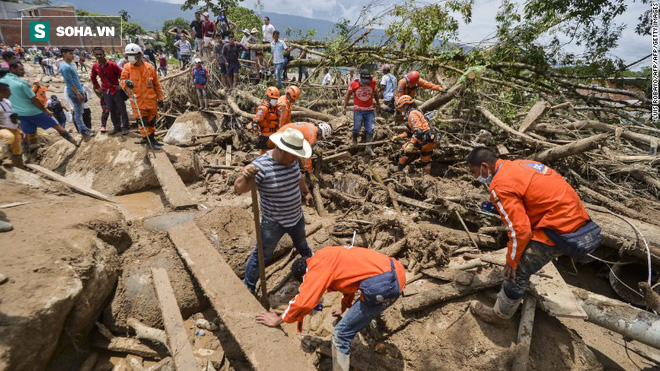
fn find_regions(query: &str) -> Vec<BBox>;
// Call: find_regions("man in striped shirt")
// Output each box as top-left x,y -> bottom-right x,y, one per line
234,128 -> 314,293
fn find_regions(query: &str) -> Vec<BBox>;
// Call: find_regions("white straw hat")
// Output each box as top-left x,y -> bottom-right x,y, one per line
269,128 -> 312,158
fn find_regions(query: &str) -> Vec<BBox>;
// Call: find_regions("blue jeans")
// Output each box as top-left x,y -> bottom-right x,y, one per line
243,214 -> 312,292
66,92 -> 90,135
502,240 -> 562,300
332,298 -> 395,355
274,62 -> 284,89
352,110 -> 375,135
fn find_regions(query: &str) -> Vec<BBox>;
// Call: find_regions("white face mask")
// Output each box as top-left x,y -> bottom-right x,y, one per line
127,55 -> 136,62
270,98 -> 278,106
476,166 -> 493,186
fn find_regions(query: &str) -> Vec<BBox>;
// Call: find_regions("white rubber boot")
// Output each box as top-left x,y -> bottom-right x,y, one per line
332,345 -> 350,371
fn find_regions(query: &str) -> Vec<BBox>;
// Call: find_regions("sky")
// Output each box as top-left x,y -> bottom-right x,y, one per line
157,0 -> 651,67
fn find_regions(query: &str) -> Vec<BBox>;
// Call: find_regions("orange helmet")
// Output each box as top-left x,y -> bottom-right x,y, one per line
396,95 -> 414,109
286,85 -> 300,102
266,86 -> 280,99
407,71 -> 420,86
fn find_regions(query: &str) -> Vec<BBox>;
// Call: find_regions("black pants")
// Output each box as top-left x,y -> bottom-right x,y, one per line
103,91 -> 129,130
82,108 -> 92,129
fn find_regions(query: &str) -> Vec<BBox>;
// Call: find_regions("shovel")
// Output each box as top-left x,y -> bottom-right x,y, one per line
250,179 -> 270,309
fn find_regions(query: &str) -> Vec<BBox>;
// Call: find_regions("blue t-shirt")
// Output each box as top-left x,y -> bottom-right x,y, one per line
60,61 -> 83,96
270,40 -> 288,65
380,73 -> 397,101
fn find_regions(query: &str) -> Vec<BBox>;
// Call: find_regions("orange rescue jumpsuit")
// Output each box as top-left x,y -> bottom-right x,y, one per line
489,159 -> 590,269
277,95 -> 293,126
278,122 -> 318,174
281,246 -> 406,324
120,62 -> 163,137
253,101 -> 280,154
394,77 -> 442,123
32,85 -> 49,108
396,109 -> 436,173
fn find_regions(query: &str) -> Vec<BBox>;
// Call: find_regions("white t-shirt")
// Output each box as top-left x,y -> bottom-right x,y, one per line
322,73 -> 332,85
262,23 -> 275,42
0,99 -> 17,130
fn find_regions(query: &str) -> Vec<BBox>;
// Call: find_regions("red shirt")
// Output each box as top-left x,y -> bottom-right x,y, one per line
202,20 -> 216,38
91,60 -> 123,95
349,78 -> 377,111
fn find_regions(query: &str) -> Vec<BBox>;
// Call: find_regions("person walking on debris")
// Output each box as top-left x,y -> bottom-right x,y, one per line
394,70 -> 442,123
60,48 -> 94,138
168,27 -> 190,68
91,47 -> 130,135
213,35 -> 227,87
143,42 -> 157,67
201,12 -> 217,58
46,95 -> 68,129
379,64 -> 397,113
174,34 -> 192,68
277,121 -> 332,181
234,128 -> 314,294
268,30 -> 289,89
222,33 -> 247,90
391,95 -> 437,174
466,147 -> 602,325
342,69 -> 379,156
252,86 -> 281,154
157,52 -> 168,77
256,246 -> 407,371
190,12 -> 204,56
0,61 -> 77,151
262,16 -> 275,43
215,8 -> 236,39
0,82 -> 25,168
120,43 -> 164,149
278,85 -> 300,126
192,58 -> 209,110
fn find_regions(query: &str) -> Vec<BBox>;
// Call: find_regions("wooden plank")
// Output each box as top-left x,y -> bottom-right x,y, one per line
518,101 -> 548,133
168,221 -> 313,371
25,164 -> 114,202
93,336 -> 168,359
151,268 -> 198,371
529,262 -> 587,319
512,295 -> 537,371
225,145 -> 232,166
147,151 -> 196,210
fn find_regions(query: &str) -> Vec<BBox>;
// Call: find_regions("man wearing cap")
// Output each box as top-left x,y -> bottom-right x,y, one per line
342,69 -> 379,155
379,65 -> 397,113
215,8 -> 237,39
234,128 -> 315,294
201,12 -> 216,58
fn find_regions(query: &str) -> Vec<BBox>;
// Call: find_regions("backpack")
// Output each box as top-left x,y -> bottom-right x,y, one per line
193,67 -> 207,85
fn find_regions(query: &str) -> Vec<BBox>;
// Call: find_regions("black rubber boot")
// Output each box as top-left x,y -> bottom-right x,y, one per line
11,154 -> 25,169
61,132 -> 79,147
365,133 -> 375,156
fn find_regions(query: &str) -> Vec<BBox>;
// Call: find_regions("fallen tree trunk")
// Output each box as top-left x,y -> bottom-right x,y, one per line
401,269 -> 504,313
476,106 -> 556,148
532,133 -> 609,163
579,185 -> 660,227
572,286 -> 660,349
419,83 -> 464,112
563,120 -> 658,147
127,318 -> 168,346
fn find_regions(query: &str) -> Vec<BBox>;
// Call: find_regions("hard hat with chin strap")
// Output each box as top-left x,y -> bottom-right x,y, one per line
318,123 -> 332,140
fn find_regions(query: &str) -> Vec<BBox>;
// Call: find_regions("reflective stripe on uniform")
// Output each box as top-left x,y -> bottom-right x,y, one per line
492,189 -> 518,262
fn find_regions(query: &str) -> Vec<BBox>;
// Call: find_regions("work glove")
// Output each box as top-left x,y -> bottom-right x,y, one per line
390,135 -> 400,142
125,79 -> 134,89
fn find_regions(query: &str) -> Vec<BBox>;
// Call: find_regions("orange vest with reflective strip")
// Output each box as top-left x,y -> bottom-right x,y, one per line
255,102 -> 280,135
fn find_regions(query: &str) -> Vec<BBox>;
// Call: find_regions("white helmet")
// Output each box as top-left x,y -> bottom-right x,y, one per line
318,123 -> 332,140
193,57 -> 202,64
124,43 -> 142,54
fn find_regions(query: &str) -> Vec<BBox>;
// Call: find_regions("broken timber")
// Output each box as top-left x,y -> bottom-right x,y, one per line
25,164 -> 114,203
529,261 -> 587,319
151,268 -> 198,371
148,151 -> 196,209
168,221 -> 313,371
512,295 -> 537,371
518,101 -> 549,133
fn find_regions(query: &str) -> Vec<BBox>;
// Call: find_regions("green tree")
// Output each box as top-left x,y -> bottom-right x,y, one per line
119,10 -> 130,22
180,0 -> 243,15
226,7 -> 261,37
122,21 -> 146,39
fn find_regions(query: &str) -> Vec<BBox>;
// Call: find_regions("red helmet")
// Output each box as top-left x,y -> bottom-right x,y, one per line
407,71 -> 420,86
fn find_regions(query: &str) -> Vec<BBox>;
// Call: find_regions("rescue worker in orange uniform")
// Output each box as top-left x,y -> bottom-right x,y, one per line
278,85 -> 300,126
277,121 -> 332,178
391,95 -> 437,174
252,86 -> 281,154
394,71 -> 443,123
120,43 -> 163,148
256,245 -> 407,371
466,147 -> 600,325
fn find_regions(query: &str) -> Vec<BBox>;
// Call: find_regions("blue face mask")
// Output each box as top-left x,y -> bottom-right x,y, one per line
477,166 -> 493,186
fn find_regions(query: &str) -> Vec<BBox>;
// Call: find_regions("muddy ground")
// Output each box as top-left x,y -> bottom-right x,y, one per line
1,61 -> 659,371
